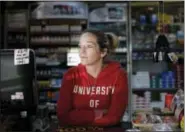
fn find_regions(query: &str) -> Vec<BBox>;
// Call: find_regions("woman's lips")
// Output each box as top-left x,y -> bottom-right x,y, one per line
81,56 -> 87,59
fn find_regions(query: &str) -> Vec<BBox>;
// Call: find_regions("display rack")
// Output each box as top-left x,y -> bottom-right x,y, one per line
3,9 -> 28,49
28,2 -> 89,117
130,1 -> 184,115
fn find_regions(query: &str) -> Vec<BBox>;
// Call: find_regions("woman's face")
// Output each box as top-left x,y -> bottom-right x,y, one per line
78,33 -> 105,66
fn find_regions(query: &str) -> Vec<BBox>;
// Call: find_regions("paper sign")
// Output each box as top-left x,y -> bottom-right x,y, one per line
14,49 -> 30,65
15,92 -> 24,100
67,52 -> 80,66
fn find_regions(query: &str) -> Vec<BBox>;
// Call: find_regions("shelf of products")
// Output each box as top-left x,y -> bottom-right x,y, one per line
131,1 -> 184,113
132,89 -> 184,131
132,88 -> 178,93
28,2 -> 89,114
130,3 -> 184,131
4,9 -> 28,49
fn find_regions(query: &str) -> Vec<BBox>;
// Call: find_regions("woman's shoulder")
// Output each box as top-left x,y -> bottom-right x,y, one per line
62,66 -> 79,81
64,66 -> 79,75
113,65 -> 127,79
119,68 -> 127,74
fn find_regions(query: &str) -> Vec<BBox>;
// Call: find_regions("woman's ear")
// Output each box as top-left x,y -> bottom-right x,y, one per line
101,48 -> 108,58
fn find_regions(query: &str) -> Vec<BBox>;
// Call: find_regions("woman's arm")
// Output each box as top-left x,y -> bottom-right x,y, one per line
93,70 -> 128,126
57,71 -> 95,126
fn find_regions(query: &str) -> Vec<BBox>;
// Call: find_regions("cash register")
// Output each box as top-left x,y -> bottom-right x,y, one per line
0,49 -> 38,131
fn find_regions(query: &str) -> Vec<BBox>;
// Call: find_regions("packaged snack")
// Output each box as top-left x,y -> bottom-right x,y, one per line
171,89 -> 184,112
162,116 -> 176,123
152,123 -> 173,131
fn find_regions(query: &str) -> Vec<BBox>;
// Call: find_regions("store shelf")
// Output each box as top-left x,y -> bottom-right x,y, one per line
89,21 -> 127,24
39,88 -> 60,92
133,48 -> 184,52
31,31 -> 70,36
30,18 -> 88,25
8,40 -> 26,44
36,64 -> 69,69
37,75 -> 62,80
31,31 -> 82,36
132,23 -> 183,27
132,88 -> 178,92
8,28 -> 26,33
39,99 -> 57,103
31,42 -> 78,47
131,1 -> 183,7
30,31 -> 82,36
7,41 -> 27,48
114,52 -> 127,55
31,41 -> 69,45
36,54 -> 65,58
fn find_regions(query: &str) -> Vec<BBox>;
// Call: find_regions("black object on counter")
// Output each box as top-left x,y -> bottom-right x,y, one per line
153,34 -> 171,63
0,49 -> 38,131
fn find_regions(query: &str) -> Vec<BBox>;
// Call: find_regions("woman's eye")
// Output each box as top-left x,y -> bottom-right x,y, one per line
87,45 -> 93,48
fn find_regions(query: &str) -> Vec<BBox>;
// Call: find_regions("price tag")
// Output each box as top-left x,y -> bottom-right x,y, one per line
14,49 -> 29,65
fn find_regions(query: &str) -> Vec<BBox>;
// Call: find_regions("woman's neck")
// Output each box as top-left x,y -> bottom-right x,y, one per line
86,61 -> 103,79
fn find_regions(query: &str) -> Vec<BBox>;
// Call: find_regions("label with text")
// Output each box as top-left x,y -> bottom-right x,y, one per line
14,49 -> 29,65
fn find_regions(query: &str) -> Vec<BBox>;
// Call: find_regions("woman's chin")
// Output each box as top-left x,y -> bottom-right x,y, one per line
80,61 -> 88,65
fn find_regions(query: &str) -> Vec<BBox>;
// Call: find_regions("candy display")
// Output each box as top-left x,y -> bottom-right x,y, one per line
133,113 -> 163,124
171,89 -> 184,112
133,88 -> 184,131
132,112 -> 178,131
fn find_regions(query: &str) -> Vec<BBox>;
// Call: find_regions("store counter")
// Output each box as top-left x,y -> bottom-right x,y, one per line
47,122 -> 132,132
54,127 -> 126,132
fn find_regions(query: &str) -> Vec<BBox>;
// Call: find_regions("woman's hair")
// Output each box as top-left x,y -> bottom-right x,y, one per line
81,29 -> 118,55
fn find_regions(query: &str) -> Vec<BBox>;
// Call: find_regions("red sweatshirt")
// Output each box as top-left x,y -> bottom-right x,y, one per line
57,61 -> 128,127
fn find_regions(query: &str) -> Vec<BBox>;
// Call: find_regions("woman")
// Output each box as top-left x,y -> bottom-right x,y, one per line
57,29 -> 128,127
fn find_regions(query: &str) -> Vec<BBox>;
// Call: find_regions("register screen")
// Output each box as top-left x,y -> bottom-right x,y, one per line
0,53 -> 25,102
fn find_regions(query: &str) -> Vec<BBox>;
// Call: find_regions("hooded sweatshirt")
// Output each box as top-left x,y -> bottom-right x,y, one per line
57,61 -> 128,127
